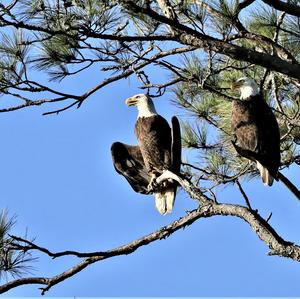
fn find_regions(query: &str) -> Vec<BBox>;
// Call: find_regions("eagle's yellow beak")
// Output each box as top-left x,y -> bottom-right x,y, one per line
231,81 -> 242,91
125,97 -> 138,106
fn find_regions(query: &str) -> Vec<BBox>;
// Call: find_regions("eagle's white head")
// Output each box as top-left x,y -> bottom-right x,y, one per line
232,77 -> 259,100
125,94 -> 158,118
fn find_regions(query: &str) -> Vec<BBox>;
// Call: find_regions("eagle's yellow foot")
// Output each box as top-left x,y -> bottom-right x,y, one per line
147,174 -> 158,192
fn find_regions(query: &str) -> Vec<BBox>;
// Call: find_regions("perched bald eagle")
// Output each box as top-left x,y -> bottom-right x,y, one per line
111,94 -> 181,214
231,77 -> 280,186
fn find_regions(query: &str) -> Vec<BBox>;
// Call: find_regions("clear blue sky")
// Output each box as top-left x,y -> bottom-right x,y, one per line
0,45 -> 300,297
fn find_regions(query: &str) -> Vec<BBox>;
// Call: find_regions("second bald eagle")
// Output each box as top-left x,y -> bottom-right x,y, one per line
231,77 -> 280,186
111,94 -> 181,214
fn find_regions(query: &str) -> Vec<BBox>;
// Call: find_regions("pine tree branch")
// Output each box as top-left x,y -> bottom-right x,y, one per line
262,0 -> 300,18
75,46 -> 195,106
156,171 -> 300,261
0,15 -> 175,42
120,1 -> 300,80
237,0 -> 256,11
0,96 -> 69,113
197,1 -> 294,62
0,46 -> 194,114
2,2 -> 299,80
2,170 -> 300,294
156,0 -> 178,23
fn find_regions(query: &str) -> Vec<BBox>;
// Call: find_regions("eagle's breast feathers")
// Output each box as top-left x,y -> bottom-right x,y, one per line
135,115 -> 172,174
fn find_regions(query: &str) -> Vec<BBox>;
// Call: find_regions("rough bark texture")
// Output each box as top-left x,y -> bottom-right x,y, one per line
120,0 -> 300,80
1,171 -> 300,294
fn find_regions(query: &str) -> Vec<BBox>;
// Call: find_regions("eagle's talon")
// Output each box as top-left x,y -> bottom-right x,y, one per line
148,174 -> 158,191
147,184 -> 154,192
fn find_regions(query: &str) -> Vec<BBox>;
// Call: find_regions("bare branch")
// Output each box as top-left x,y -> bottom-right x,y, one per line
236,179 -> 252,210
2,171 -> 300,294
0,46 -> 194,114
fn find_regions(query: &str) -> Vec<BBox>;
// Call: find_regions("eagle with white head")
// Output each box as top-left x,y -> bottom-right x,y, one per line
111,94 -> 181,214
231,77 -> 281,186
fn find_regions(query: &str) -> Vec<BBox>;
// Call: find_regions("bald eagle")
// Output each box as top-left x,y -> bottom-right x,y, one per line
231,77 -> 280,186
111,94 -> 181,214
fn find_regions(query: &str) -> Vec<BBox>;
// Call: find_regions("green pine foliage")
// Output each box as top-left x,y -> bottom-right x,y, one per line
0,210 -> 35,279
0,0 -> 298,187
171,0 -> 300,186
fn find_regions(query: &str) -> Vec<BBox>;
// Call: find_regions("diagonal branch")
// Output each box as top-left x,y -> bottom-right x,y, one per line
0,205 -> 216,294
1,170 -> 300,294
237,0 -> 256,11
236,179 -> 252,210
0,46 -> 195,114
120,1 -> 300,80
278,171 -> 300,202
0,15 -> 175,42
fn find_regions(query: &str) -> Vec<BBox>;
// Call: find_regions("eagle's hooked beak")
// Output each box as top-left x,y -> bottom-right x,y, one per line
125,97 -> 138,106
231,81 -> 242,91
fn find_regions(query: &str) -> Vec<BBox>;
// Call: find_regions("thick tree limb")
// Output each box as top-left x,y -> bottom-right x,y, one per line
237,0 -> 256,11
1,170 -> 300,294
157,171 -> 300,261
200,1 -> 294,62
1,169 -> 300,295
120,1 -> 300,80
0,204 -> 222,294
2,2 -> 299,81
262,0 -> 300,18
0,15 -> 175,42
156,0 -> 178,23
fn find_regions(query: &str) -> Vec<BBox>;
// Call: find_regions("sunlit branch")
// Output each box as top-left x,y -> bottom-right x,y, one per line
119,1 -> 300,79
0,167 -> 300,294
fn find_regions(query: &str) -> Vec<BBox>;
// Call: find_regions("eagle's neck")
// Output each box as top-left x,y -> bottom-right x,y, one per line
240,85 -> 259,100
137,102 -> 158,118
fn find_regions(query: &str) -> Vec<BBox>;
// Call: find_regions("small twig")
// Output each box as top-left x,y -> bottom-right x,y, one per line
235,179 -> 252,210
266,212 -> 273,222
42,101 -> 80,116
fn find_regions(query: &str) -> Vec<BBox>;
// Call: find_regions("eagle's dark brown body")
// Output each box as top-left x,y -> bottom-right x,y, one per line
135,115 -> 172,175
231,94 -> 280,179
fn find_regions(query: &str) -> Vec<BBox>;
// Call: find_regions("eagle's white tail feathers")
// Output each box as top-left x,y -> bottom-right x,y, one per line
154,187 -> 176,215
256,161 -> 274,186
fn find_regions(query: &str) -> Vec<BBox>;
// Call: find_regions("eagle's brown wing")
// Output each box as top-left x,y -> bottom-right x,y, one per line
111,142 -> 150,194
